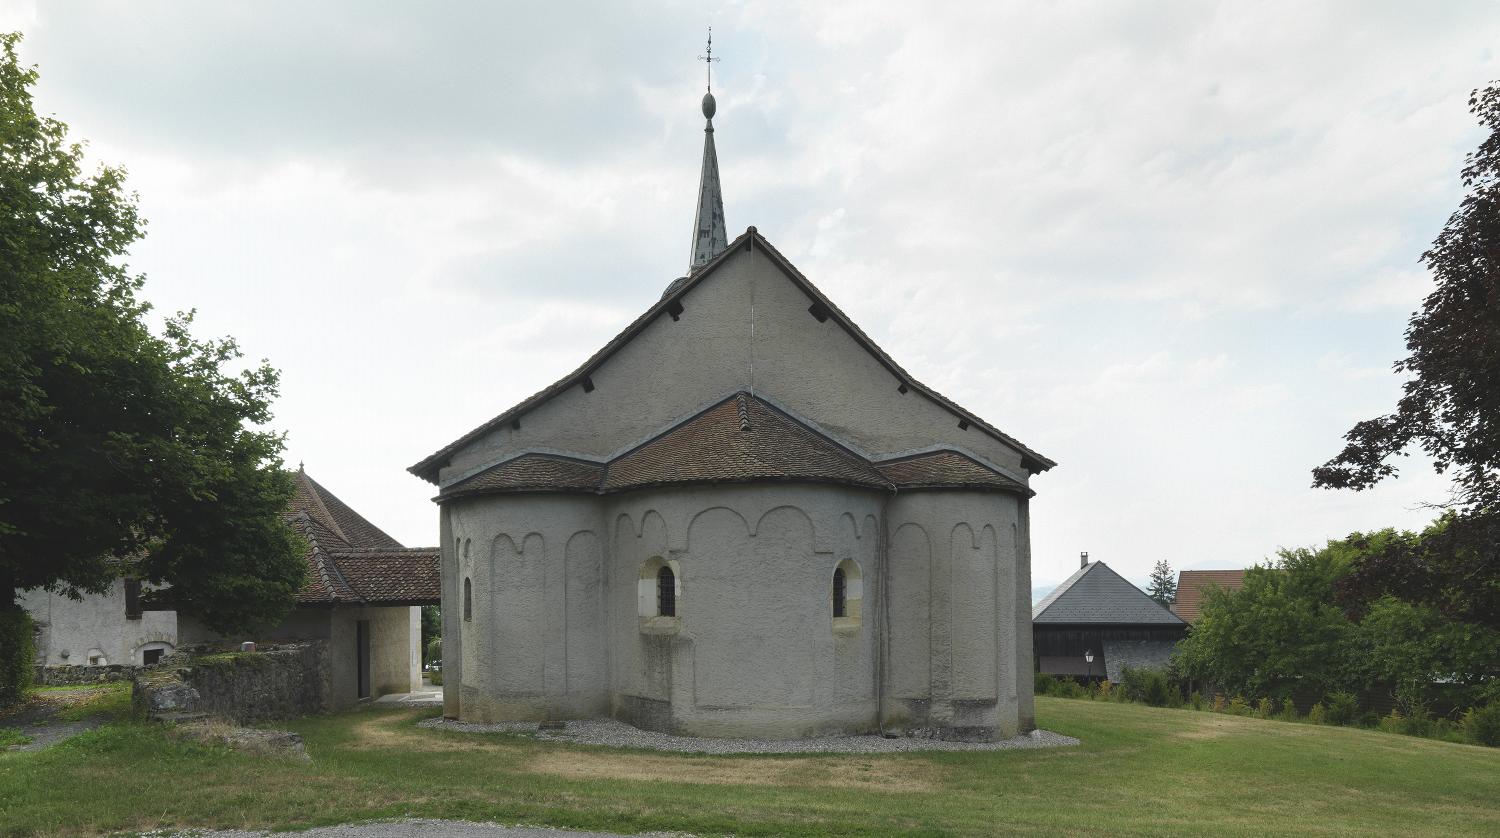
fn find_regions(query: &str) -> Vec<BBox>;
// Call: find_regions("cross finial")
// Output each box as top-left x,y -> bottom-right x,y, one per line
698,27 -> 720,92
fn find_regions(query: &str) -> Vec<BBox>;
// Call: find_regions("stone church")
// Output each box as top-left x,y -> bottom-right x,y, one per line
410,81 -> 1054,740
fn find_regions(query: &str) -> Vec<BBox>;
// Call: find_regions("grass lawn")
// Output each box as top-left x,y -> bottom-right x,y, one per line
1,696 -> 1497,837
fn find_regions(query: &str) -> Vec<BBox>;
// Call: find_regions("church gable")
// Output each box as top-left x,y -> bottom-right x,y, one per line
414,229 -> 1052,489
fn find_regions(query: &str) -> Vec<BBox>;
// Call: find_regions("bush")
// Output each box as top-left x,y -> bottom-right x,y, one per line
1378,710 -> 1406,735
428,669 -> 443,687
425,638 -> 442,666
1034,672 -> 1059,697
1307,702 -> 1327,724
1431,718 -> 1461,743
1226,696 -> 1251,716
1462,703 -> 1500,747
1054,678 -> 1089,699
1211,694 -> 1227,713
1254,697 -> 1274,719
1278,700 -> 1300,722
1121,667 -> 1172,707
1325,691 -> 1360,726
0,608 -> 34,709
1188,691 -> 1204,711
1094,679 -> 1112,701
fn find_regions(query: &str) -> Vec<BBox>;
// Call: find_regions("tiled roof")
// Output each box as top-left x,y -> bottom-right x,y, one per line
1171,569 -> 1247,623
443,454 -> 605,500
1033,562 -> 1185,626
604,394 -> 890,491
325,549 -> 441,604
289,470 -> 439,606
409,228 -> 1055,484
876,450 -> 1034,496
438,393 -> 1036,502
289,471 -> 402,551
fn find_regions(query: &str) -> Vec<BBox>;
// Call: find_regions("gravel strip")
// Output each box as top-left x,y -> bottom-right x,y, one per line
418,716 -> 1078,754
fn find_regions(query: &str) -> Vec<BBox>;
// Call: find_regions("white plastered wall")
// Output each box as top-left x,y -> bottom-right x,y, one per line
21,580 -> 177,666
438,241 -> 1032,488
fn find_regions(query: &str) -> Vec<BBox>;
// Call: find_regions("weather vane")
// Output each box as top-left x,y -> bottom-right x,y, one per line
698,27 -> 720,92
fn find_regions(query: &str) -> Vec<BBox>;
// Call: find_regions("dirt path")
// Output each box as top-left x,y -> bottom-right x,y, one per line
0,684 -> 119,752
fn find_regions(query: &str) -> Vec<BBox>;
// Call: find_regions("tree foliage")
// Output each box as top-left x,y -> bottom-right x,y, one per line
0,33 -> 303,634
1175,541 -> 1360,700
1313,84 -> 1500,511
1312,83 -> 1500,632
1147,559 -> 1176,606
420,605 -> 441,663
1175,527 -> 1500,706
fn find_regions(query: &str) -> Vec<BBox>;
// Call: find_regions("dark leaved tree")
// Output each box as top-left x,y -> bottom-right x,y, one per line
0,33 -> 304,637
1313,83 -> 1500,630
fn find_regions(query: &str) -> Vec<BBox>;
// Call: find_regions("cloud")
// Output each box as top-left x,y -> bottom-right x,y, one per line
9,1 -> 1494,581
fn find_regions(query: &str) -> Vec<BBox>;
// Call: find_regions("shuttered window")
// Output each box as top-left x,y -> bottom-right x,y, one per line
124,578 -> 142,620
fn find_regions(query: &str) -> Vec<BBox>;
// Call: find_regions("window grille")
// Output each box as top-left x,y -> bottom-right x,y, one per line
833,567 -> 847,618
657,566 -> 676,617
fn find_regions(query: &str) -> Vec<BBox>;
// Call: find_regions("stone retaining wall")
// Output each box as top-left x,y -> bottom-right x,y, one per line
1101,639 -> 1178,683
35,663 -> 136,686
132,642 -> 329,723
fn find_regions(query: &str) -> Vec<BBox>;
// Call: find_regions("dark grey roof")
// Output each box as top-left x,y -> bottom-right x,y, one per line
1032,562 -> 1185,625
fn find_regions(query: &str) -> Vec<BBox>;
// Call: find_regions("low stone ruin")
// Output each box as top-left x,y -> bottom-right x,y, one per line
131,641 -> 328,724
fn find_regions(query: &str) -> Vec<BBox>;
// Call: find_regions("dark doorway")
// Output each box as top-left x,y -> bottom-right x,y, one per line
142,648 -> 164,666
356,619 -> 372,699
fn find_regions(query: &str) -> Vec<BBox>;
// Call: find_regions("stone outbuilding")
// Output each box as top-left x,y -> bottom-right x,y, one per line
408,83 -> 1055,740
1032,558 -> 1186,682
177,468 -> 440,708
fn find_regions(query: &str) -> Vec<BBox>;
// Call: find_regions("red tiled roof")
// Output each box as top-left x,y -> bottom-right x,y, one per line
289,470 -> 439,606
409,228 -> 1055,484
1171,570 -> 1247,623
603,394 -> 890,492
325,549 -> 441,604
443,454 -> 605,500
876,450 -> 1034,496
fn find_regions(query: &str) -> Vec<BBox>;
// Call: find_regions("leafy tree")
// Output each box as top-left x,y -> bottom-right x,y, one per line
1313,83 -> 1500,629
1175,526 -> 1500,706
420,605 -> 441,663
1147,559 -> 1176,607
0,33 -> 303,634
1174,538 -> 1368,700
1353,595 -> 1500,709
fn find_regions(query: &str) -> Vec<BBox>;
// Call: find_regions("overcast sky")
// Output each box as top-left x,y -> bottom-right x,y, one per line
5,1 -> 1496,595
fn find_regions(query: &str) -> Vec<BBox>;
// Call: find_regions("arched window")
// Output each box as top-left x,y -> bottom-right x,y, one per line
833,566 -> 847,618
657,565 -> 677,617
463,577 -> 473,621
832,559 -> 863,629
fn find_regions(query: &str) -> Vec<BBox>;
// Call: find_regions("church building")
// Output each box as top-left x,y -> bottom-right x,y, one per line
410,74 -> 1055,740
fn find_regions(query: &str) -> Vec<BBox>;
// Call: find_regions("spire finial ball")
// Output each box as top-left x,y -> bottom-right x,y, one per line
702,91 -> 716,120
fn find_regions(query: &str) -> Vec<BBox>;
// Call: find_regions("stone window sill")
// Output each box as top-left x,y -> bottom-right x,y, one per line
639,616 -> 682,636
833,617 -> 862,635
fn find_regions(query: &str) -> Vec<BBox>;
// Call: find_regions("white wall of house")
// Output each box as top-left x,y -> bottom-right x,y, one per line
21,580 -> 177,666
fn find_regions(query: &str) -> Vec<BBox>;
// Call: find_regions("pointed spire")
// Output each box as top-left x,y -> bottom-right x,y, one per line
690,28 -> 727,271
